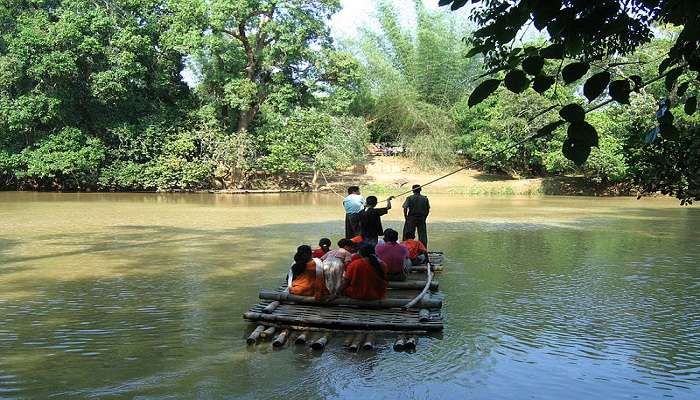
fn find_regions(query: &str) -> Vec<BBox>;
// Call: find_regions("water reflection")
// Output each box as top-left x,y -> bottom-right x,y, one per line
0,193 -> 698,399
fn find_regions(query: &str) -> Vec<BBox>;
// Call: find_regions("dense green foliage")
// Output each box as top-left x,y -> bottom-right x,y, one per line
439,0 -> 699,203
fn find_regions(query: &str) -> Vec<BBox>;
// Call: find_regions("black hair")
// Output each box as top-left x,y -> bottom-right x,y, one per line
366,196 -> 378,207
412,184 -> 421,194
383,228 -> 398,243
291,245 -> 312,278
358,244 -> 386,281
337,238 -> 353,248
347,186 -> 360,195
319,238 -> 331,248
404,231 -> 416,239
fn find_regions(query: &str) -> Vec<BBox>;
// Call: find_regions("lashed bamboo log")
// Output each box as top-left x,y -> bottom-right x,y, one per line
259,290 -> 442,309
388,281 -> 439,290
393,336 -> 406,351
295,331 -> 309,345
343,335 -> 354,347
349,334 -> 364,352
409,265 -> 443,273
311,334 -> 328,350
362,334 -> 376,350
272,329 -> 289,347
404,336 -> 416,350
261,326 -> 276,338
243,311 -> 443,332
246,325 -> 265,344
262,301 -> 280,314
419,309 -> 431,322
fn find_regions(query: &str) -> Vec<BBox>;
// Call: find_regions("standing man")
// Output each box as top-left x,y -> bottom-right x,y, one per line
359,195 -> 393,246
343,186 -> 364,239
402,184 -> 430,247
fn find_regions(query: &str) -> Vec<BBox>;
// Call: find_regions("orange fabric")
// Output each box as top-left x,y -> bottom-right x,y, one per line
312,247 -> 327,258
351,235 -> 363,244
343,258 -> 388,300
289,260 -> 328,299
402,239 -> 427,260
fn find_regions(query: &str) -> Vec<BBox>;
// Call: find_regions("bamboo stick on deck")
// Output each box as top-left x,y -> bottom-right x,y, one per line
272,329 -> 289,347
243,311 -> 443,332
419,309 -> 431,322
389,281 -> 439,291
263,301 -> 280,314
404,336 -> 416,350
246,325 -> 265,344
259,290 -> 442,309
409,265 -> 443,273
393,336 -> 406,351
261,326 -> 276,338
349,334 -> 364,352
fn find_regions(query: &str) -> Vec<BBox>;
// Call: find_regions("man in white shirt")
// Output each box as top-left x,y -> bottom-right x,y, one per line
343,186 -> 365,239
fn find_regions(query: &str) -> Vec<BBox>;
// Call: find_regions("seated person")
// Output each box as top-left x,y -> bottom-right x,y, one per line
288,245 -> 328,300
320,239 -> 354,295
340,244 -> 388,301
376,228 -> 411,281
401,232 -> 429,266
311,238 -> 332,258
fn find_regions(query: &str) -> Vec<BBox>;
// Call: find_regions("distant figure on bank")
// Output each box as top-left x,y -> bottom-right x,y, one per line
359,195 -> 393,246
401,231 -> 428,266
312,238 -> 331,258
288,245 -> 327,300
343,186 -> 365,239
402,184 -> 430,247
376,228 -> 411,281
320,238 -> 354,295
340,244 -> 388,300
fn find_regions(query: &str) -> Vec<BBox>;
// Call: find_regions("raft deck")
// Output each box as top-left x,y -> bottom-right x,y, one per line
242,252 -> 445,351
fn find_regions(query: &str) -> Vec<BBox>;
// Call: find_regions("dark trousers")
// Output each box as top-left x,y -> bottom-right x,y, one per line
403,215 -> 428,247
345,213 -> 361,239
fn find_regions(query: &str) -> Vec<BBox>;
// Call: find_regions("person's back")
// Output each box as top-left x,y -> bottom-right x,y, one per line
376,228 -> 410,281
403,193 -> 430,217
359,195 -> 392,244
342,245 -> 388,300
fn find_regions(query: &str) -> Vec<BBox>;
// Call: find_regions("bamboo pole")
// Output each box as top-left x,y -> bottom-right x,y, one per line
393,336 -> 406,351
349,334 -> 364,352
419,309 -> 431,322
389,281 -> 439,291
259,290 -> 442,309
272,329 -> 289,347
362,334 -> 376,350
262,301 -> 280,314
343,335 -> 354,347
246,325 -> 265,344
404,336 -> 416,350
311,334 -> 328,350
295,330 -> 309,345
404,261 -> 434,309
261,326 -> 276,338
243,311 -> 443,332
409,265 -> 443,273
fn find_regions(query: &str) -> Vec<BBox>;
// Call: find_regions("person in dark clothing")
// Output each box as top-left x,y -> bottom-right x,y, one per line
359,195 -> 393,246
402,184 -> 430,246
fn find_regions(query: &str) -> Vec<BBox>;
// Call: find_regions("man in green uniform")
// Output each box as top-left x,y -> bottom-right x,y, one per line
402,184 -> 430,247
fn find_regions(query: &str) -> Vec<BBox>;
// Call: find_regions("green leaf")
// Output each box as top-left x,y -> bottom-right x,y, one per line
504,69 -> 530,93
609,79 -> 631,104
466,45 -> 484,58
583,71 -> 610,102
562,138 -> 591,166
532,75 -> 555,94
677,81 -> 690,97
468,79 -> 501,107
559,103 -> 586,123
534,120 -> 564,138
540,43 -> 564,59
522,56 -> 545,75
561,62 -> 590,84
685,96 -> 697,115
567,121 -> 599,147
665,67 -> 684,91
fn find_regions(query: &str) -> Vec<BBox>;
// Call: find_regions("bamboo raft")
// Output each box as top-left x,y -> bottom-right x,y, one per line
243,252 -> 445,352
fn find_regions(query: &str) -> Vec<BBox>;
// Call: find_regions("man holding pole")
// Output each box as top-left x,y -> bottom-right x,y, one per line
402,184 -> 430,247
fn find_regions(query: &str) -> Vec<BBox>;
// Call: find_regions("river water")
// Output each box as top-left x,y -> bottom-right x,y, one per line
0,192 -> 698,399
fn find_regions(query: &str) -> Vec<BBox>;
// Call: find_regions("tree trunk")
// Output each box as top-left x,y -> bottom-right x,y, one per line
312,169 -> 319,190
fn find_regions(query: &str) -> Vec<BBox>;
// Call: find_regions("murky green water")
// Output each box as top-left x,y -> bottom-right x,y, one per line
0,192 -> 698,399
